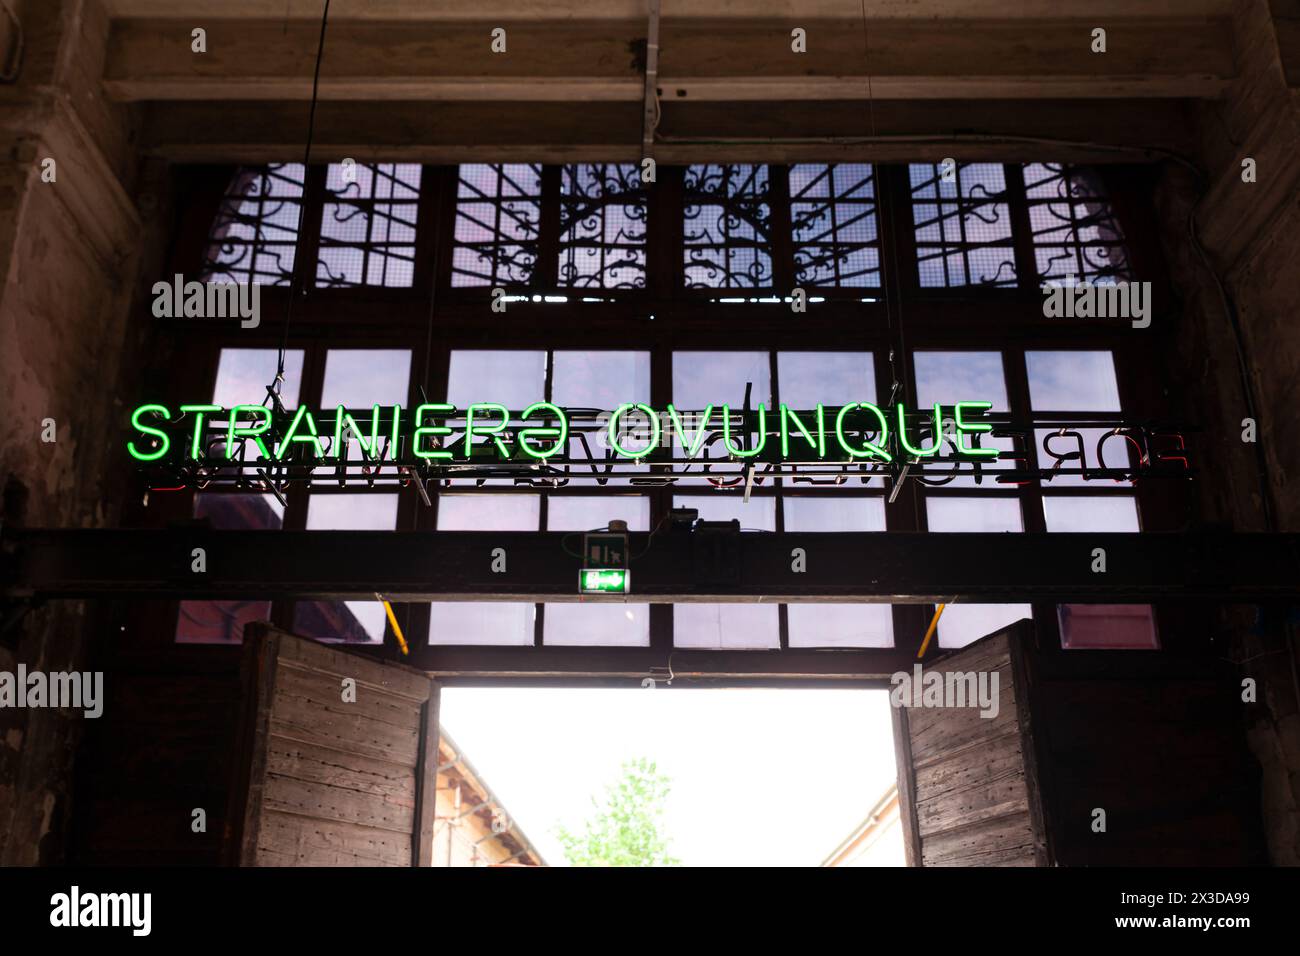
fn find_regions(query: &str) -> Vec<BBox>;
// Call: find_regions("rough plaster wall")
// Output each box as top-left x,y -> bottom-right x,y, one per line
1153,0 -> 1300,865
0,0 -> 144,865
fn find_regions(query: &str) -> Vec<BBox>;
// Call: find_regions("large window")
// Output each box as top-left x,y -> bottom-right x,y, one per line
165,160 -> 1165,663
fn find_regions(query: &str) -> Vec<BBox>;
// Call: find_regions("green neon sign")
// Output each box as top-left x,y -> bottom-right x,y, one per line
128,400 -> 999,468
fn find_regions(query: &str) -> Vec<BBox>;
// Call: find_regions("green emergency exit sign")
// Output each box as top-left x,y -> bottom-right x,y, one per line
579,569 -> 630,595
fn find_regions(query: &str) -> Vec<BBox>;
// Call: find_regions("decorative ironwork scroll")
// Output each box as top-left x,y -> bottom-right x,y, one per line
683,164 -> 773,288
200,164 -> 306,286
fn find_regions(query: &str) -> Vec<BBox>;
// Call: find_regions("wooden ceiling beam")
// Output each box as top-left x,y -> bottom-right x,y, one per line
137,97 -> 1196,164
100,1 -> 1235,22
102,17 -> 1234,103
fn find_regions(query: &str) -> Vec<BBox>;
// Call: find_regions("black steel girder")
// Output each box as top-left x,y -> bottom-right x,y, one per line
3,527 -> 1297,604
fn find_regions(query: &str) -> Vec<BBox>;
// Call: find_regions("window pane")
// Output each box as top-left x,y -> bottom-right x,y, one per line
1044,495 -> 1156,649
447,350 -> 546,409
913,351 -> 1009,411
1042,495 -> 1140,533
908,162 -> 1016,288
683,164 -> 772,288
558,164 -> 647,289
438,495 -> 540,531
201,164 -> 305,286
1025,350 -> 1121,411
673,352 -> 771,409
546,496 -> 649,532
452,163 -> 542,287
321,349 -> 411,408
552,351 -> 650,409
317,163 -> 421,288
1036,427 -> 1135,487
175,493 -> 283,644
294,494 -> 399,644
784,497 -> 893,647
430,495 -> 539,645
926,496 -> 1031,648
777,352 -> 875,406
673,495 -> 778,648
212,348 -> 304,408
790,163 -> 880,288
1058,605 -> 1159,649
1023,163 -> 1131,285
935,605 -> 1031,650
671,352 -> 771,481
544,495 -> 650,647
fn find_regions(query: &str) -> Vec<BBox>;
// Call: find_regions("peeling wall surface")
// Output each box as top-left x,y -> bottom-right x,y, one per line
0,0 -> 144,865
1154,0 -> 1300,865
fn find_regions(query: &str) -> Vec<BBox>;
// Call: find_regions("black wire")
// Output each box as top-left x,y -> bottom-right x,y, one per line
274,0 -> 332,387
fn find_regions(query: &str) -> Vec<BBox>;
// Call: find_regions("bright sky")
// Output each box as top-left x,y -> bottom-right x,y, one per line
439,686 -> 899,867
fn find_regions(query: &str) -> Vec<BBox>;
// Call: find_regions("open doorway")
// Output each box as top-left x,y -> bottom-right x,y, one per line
436,687 -> 901,867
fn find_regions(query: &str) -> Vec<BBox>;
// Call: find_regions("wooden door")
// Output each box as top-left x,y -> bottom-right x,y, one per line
890,624 -> 1050,867
227,624 -> 440,866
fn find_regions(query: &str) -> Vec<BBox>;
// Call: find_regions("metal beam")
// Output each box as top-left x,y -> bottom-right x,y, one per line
4,528 -> 1297,604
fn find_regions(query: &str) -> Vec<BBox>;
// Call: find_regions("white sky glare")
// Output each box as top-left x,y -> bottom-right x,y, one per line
439,686 -> 898,867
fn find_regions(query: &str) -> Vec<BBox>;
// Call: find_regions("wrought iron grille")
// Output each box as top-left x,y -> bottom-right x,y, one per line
200,163 -> 305,286
908,162 -> 1017,288
683,164 -> 773,288
451,163 -> 543,287
790,163 -> 881,288
558,164 -> 648,289
316,162 -> 422,289
1023,162 -> 1133,285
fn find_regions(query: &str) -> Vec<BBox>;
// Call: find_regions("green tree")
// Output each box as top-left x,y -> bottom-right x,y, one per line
555,758 -> 680,867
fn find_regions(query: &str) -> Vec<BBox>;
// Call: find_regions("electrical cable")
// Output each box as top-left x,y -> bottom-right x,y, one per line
273,0 -> 332,390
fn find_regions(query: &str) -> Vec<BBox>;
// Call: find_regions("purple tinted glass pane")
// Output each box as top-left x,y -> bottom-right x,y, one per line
321,349 -> 412,408
201,164 -> 305,286
543,494 -> 651,646
926,496 -> 1031,648
908,162 -> 1015,288
546,496 -> 649,532
683,164 -> 773,288
1025,351 -> 1121,411
552,351 -> 650,410
447,350 -> 546,410
317,163 -> 421,288
558,164 -> 647,289
1045,495 -> 1154,648
913,351 -> 1008,411
777,352 -> 875,407
926,496 -> 1022,533
1042,495 -> 1139,533
438,495 -> 540,531
1035,427 -> 1135,487
672,495 -> 778,648
673,352 -> 771,409
431,495 -> 539,645
783,497 -> 892,647
790,164 -> 880,287
293,494 -> 400,644
176,493 -> 283,644
452,164 -> 542,287
212,349 -> 304,408
1059,605 -> 1159,649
